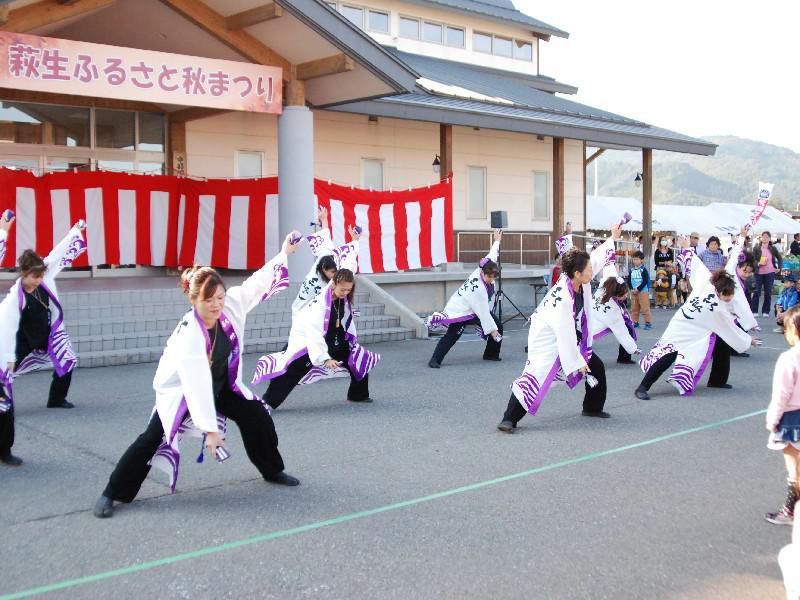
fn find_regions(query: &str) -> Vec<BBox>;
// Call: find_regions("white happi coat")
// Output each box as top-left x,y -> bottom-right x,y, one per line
0,226 -> 86,409
511,237 -> 617,415
590,260 -> 639,355
292,228 -> 359,317
149,250 -> 290,491
252,282 -> 380,389
640,246 -> 752,395
426,241 -> 499,336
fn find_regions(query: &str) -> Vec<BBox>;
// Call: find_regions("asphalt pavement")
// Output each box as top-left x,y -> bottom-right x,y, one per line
0,308 -> 793,600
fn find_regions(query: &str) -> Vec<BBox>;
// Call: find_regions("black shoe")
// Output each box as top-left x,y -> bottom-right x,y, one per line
707,383 -> 733,389
93,494 -> 114,518
733,352 -> 750,358
265,472 -> 300,486
483,356 -> 502,362
428,360 -> 441,369
635,386 -> 651,400
581,410 -> 611,418
0,453 -> 23,466
497,420 -> 515,433
348,396 -> 373,403
47,400 -> 75,409
617,359 -> 636,364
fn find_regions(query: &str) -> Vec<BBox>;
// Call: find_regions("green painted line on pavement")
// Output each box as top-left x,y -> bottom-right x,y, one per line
1,408 -> 766,600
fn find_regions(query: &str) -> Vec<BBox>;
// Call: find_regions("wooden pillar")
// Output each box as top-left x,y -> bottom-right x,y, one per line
439,124 -> 452,180
551,137 -> 565,245
642,148 -> 653,263
286,74 -> 306,107
167,120 -> 186,177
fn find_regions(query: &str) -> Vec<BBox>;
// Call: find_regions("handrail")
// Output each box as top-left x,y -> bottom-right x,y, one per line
456,231 -> 552,267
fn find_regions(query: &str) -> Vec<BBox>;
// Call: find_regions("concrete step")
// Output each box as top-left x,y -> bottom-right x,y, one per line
69,314 -> 402,351
76,326 -> 415,368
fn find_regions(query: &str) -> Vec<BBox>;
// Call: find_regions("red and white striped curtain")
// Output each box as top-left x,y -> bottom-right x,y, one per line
313,178 -> 453,273
0,168 -> 453,273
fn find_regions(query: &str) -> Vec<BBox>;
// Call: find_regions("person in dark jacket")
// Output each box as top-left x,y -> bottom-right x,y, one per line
790,233 -> 800,257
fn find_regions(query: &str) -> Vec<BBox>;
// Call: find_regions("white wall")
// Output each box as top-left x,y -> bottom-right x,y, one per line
185,110 -> 586,233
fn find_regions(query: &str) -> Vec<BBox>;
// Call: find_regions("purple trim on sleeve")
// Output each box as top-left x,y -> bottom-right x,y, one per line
426,312 -> 477,329
39,282 -> 77,377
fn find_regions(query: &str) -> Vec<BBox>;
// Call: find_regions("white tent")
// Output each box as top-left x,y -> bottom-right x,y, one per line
587,196 -> 800,235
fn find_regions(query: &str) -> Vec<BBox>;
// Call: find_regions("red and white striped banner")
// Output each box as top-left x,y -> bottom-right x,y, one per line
0,168 -> 453,273
313,178 -> 453,274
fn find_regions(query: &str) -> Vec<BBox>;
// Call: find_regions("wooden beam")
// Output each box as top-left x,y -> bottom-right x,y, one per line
286,76 -> 305,107
642,148 -> 653,264
168,107 -> 226,123
167,120 -> 186,177
295,54 -> 354,81
160,0 -> 290,72
584,147 -> 605,166
439,123 -> 452,181
551,137 -> 565,246
0,6 -> 10,26
0,87 -> 162,112
2,0 -> 116,33
225,3 -> 281,30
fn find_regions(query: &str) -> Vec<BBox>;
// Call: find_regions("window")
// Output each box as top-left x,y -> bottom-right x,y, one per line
138,112 -> 164,152
324,1 -> 336,9
422,21 -> 443,43
493,36 -> 512,57
95,109 -> 135,149
473,31 -> 492,53
445,26 -> 465,47
362,158 -> 383,190
341,5 -> 363,27
236,151 -> 263,178
367,9 -> 389,32
532,171 -> 549,219
399,16 -> 419,39
467,167 -> 486,219
514,40 -> 533,61
0,102 -> 89,146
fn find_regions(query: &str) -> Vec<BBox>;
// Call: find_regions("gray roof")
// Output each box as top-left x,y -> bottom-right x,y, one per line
400,0 -> 569,39
331,93 -> 717,155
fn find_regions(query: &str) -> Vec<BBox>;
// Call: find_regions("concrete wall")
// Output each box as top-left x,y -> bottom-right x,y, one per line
185,111 -> 585,237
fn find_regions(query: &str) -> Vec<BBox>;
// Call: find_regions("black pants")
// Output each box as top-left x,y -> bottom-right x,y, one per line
618,345 -> 632,362
264,344 -> 369,409
639,339 -> 730,391
430,314 -> 502,365
16,338 -> 73,407
0,401 -> 13,457
103,387 -> 285,503
502,352 -> 607,424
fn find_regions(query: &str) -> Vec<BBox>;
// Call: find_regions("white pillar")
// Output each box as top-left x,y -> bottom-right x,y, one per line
278,106 -> 315,280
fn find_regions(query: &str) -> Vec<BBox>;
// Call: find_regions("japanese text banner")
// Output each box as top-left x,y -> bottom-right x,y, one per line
0,32 -> 282,113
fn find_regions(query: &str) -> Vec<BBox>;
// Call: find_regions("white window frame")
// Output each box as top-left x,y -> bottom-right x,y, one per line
340,4 -> 365,28
513,39 -> 534,61
473,31 -> 493,54
234,149 -> 264,178
445,25 -> 465,48
366,8 -> 390,33
421,20 -> 444,44
361,157 -> 384,191
467,166 -> 487,220
398,15 -> 420,39
532,170 -> 550,221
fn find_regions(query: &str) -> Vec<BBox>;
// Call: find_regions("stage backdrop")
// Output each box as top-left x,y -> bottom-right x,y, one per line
0,168 -> 452,273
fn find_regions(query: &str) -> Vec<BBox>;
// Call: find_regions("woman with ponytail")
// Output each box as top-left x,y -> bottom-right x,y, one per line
590,270 -> 640,365
93,233 -> 301,519
426,230 -> 503,368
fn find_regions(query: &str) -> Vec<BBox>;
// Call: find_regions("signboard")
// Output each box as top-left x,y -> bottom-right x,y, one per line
0,32 -> 282,113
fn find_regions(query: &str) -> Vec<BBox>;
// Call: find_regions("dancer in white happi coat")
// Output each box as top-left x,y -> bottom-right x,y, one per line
590,262 -> 640,365
292,208 -> 360,318
253,267 -> 379,409
93,234 -> 301,519
0,218 -> 86,467
497,224 -> 623,433
426,230 -> 503,368
634,234 -> 759,400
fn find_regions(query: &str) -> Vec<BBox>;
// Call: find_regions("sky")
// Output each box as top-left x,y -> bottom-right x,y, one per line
515,0 -> 800,152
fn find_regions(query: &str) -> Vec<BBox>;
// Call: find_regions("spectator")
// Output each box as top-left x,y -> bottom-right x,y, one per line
654,268 -> 670,309
629,251 -> 652,330
654,236 -> 674,269
550,253 -> 561,288
677,271 -> 689,306
791,233 -> 800,257
690,232 -> 705,255
775,275 -> 799,333
753,231 -> 782,317
698,236 -> 727,271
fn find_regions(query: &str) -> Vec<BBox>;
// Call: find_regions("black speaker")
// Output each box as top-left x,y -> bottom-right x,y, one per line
490,210 -> 508,229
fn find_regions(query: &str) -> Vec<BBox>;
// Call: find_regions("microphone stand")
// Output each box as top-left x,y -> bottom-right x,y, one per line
494,230 -> 528,326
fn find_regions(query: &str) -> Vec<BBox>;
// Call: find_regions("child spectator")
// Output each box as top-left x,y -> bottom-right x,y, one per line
654,268 -> 670,309
677,269 -> 689,306
629,251 -> 652,330
775,275 -> 800,333
667,262 -> 677,307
